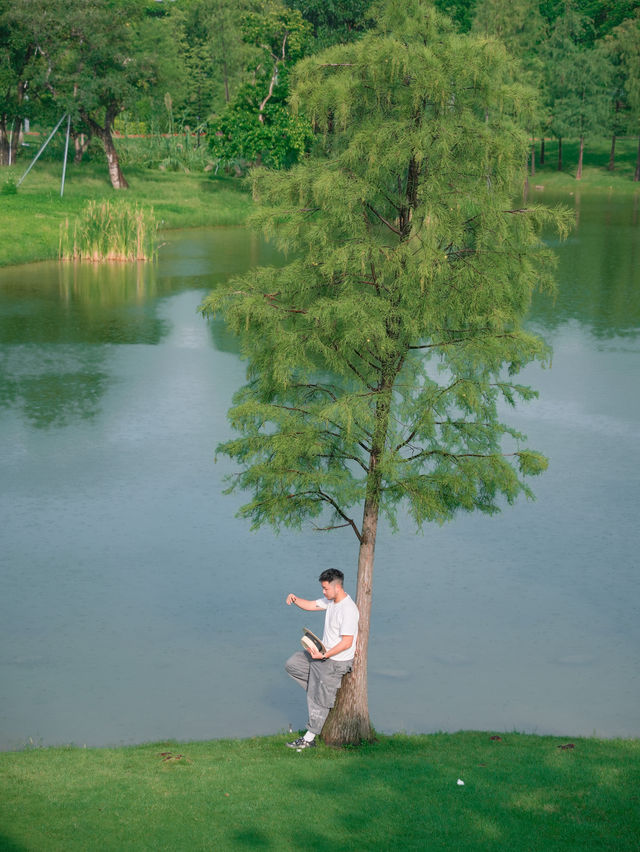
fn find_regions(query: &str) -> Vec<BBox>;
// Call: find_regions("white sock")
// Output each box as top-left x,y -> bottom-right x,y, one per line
303,731 -> 316,742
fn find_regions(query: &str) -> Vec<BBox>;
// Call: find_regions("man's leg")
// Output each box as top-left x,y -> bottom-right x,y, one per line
285,651 -> 318,749
286,659 -> 352,749
285,650 -> 311,689
306,695 -> 331,736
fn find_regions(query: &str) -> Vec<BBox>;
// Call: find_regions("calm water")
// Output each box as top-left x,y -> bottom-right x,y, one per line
1,196 -> 639,750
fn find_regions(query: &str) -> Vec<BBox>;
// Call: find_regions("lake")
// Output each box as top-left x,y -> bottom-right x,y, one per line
1,193 -> 639,750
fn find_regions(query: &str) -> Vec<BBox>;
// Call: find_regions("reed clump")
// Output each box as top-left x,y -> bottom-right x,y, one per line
59,199 -> 158,262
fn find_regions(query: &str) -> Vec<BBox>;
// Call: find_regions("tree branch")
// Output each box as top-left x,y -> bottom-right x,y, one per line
317,489 -> 362,542
365,202 -> 402,235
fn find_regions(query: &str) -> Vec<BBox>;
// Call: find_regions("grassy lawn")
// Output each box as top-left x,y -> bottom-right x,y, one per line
1,731 -> 638,851
0,159 -> 252,268
528,136 -> 640,198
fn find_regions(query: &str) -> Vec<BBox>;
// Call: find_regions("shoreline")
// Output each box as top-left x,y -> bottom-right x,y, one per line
2,147 -> 640,269
2,727 -> 639,755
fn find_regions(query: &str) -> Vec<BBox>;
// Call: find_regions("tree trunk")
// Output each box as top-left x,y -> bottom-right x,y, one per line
0,116 -> 9,166
84,105 -> 128,189
223,60 -> 230,104
635,135 -> 640,182
9,117 -> 22,165
540,137 -> 545,165
608,134 -> 616,171
530,141 -> 535,176
557,137 -> 562,171
321,498 -> 377,746
322,368 -> 397,747
576,136 -> 584,180
99,128 -> 128,188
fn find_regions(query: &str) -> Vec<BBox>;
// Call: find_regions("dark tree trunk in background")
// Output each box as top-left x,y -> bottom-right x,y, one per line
576,136 -> 584,180
540,137 -> 545,165
530,142 -> 535,176
608,134 -> 616,171
0,117 -> 9,166
558,137 -> 563,171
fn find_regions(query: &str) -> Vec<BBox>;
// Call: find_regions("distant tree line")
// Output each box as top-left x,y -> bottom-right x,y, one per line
2,0 -> 639,185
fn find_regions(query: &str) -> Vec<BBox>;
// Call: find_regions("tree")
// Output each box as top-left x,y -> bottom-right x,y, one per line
283,0 -> 374,47
472,0 -> 544,54
209,1 -> 314,169
471,0 -> 546,187
540,0 -> 640,44
541,5 -> 611,177
605,12 -> 640,180
22,0 -> 159,189
177,0 -> 261,119
200,0 -> 570,745
0,0 -> 43,166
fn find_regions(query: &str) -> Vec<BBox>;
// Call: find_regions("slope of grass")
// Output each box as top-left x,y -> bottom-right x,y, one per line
1,731 -> 638,851
0,161 -> 252,268
528,136 -> 640,197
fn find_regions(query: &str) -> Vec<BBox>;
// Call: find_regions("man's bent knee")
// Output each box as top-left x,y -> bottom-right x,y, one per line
285,650 -> 309,677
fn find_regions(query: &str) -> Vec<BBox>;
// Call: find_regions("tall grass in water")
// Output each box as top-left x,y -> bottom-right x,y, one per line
59,200 -> 158,262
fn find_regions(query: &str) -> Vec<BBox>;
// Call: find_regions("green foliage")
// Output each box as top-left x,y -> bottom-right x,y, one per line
209,1 -> 314,169
201,0 -> 572,539
604,12 -> 640,134
540,0 -> 640,44
59,199 -> 158,262
541,8 -> 612,142
210,77 -> 314,169
434,0 -> 478,32
472,0 -> 545,55
283,0 -> 375,47
1,177 -> 17,195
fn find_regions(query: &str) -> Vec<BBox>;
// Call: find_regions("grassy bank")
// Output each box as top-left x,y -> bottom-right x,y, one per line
528,136 -> 640,198
1,136 -> 639,269
0,161 -> 252,268
1,731 -> 639,850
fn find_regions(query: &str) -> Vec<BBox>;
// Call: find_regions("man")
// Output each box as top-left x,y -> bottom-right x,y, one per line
284,568 -> 359,749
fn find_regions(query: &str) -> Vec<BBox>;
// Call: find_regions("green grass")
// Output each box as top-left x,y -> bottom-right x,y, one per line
1,732 -> 638,850
528,136 -> 640,197
1,135 -> 639,269
0,160 -> 252,268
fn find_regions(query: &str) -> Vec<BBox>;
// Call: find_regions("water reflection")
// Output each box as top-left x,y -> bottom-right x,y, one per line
0,229 -> 277,429
534,191 -> 640,339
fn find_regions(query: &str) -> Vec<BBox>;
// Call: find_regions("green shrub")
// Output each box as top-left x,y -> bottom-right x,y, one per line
1,178 -> 18,196
59,199 -> 158,262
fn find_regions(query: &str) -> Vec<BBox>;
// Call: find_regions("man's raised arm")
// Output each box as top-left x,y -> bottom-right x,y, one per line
285,594 -> 323,611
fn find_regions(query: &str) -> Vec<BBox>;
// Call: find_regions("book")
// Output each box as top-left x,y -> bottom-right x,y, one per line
301,627 -> 327,656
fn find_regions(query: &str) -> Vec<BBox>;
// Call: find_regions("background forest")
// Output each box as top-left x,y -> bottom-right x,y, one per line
2,0 -> 640,186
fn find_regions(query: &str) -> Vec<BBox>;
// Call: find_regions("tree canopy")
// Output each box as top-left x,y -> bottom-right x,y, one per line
3,0 -> 640,181
201,0 -> 571,744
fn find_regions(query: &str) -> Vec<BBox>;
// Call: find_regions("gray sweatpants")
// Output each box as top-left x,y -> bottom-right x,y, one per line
285,650 -> 353,734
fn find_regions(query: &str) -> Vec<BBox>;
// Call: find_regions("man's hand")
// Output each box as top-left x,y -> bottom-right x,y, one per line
307,645 -> 324,660
286,593 -> 297,606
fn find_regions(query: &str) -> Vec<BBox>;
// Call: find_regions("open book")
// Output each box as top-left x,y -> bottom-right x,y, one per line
301,627 -> 327,656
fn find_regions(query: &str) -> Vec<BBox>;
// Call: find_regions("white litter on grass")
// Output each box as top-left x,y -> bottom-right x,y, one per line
457,779 -> 465,786
297,749 -> 302,753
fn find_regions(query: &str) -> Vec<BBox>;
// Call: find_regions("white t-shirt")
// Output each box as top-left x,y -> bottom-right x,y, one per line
314,594 -> 359,661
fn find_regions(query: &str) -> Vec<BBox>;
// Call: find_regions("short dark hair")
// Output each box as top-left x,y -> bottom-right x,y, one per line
319,569 -> 344,585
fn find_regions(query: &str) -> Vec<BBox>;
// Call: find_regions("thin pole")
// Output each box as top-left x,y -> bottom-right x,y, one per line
17,114 -> 67,187
60,114 -> 71,197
